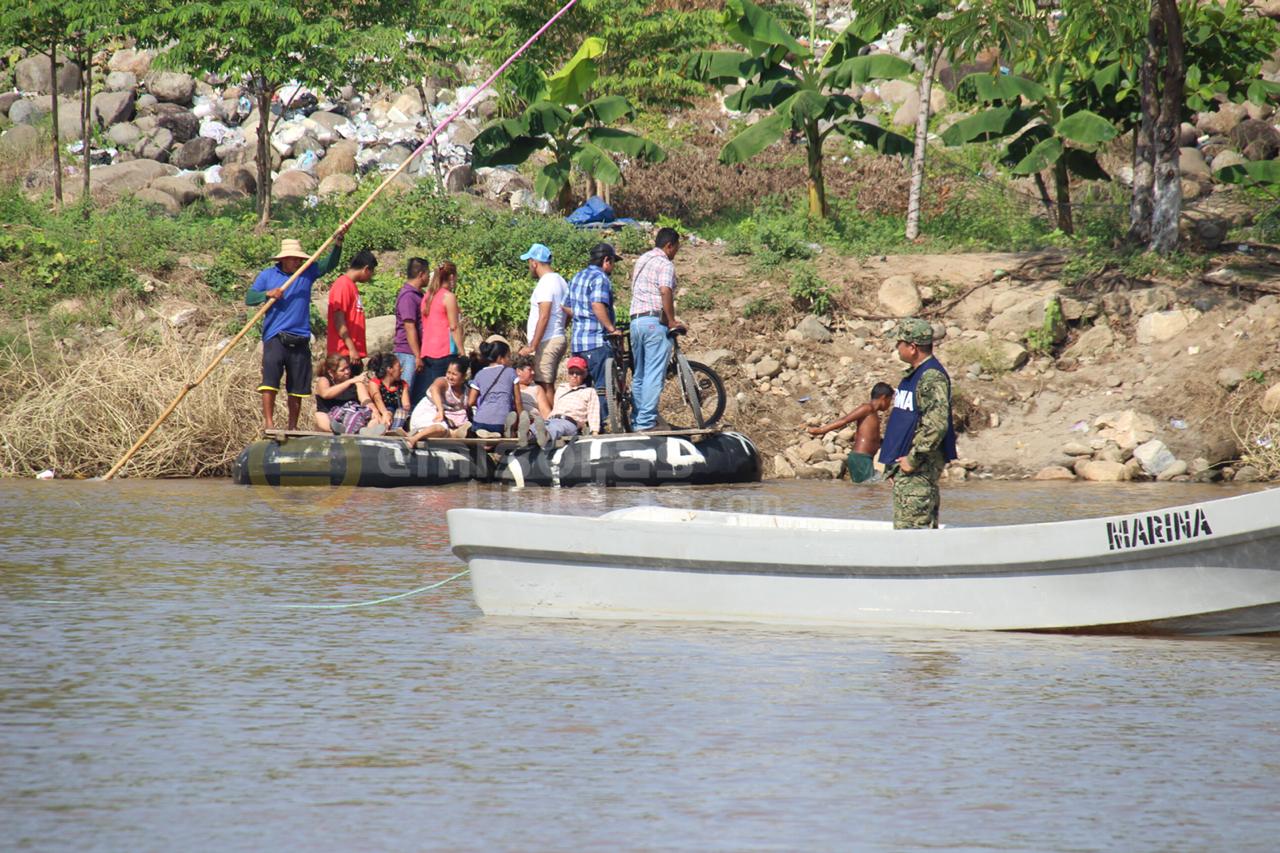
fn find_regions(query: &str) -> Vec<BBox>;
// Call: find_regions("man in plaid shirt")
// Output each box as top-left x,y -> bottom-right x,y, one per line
567,242 -> 622,424
628,227 -> 684,431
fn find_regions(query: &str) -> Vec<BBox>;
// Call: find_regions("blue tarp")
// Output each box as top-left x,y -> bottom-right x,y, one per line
566,196 -> 615,225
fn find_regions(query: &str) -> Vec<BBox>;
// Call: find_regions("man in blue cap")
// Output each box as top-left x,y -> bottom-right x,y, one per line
518,242 -> 568,399
878,317 -> 958,528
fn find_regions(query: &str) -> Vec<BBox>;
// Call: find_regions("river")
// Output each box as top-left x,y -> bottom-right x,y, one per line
3,478 -> 1278,851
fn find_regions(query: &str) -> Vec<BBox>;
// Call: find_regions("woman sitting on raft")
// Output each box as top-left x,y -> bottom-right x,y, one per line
467,336 -> 522,438
406,356 -> 472,447
365,351 -> 410,433
313,354 -> 374,434
513,354 -> 550,420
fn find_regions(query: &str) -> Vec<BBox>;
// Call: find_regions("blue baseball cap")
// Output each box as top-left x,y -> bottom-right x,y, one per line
519,243 -> 553,263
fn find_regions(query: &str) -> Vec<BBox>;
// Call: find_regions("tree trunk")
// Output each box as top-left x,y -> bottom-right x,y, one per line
49,43 -> 63,207
256,88 -> 273,228
1033,172 -> 1055,223
556,178 -> 575,214
1053,158 -> 1073,235
805,120 -> 827,218
906,44 -> 943,241
1150,0 -> 1185,255
81,46 -> 91,220
1129,4 -> 1159,245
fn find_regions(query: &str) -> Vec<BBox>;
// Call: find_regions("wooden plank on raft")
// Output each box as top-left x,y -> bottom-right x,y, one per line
261,427 -> 722,446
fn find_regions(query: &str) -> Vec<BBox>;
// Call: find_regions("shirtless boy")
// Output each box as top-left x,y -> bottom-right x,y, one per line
807,382 -> 894,482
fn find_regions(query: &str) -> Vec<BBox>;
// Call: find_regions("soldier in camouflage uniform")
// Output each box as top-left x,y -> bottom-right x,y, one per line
877,318 -> 958,529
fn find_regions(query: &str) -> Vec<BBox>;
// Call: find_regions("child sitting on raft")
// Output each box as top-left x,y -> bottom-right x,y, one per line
313,354 -> 374,434
526,355 -> 599,448
365,352 -> 410,433
467,337 -> 522,438
406,357 -> 472,446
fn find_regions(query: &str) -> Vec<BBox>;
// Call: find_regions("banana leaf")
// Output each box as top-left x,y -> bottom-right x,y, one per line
719,113 -> 789,165
545,37 -> 605,106
940,106 -> 1030,145
724,0 -> 808,59
572,95 -> 634,128
1054,109 -> 1117,144
586,127 -> 667,163
1009,137 -> 1063,174
573,142 -> 623,185
824,54 -> 912,88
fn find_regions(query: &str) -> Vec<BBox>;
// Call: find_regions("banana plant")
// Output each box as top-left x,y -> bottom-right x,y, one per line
471,37 -> 665,212
686,0 -> 913,219
941,70 -> 1118,235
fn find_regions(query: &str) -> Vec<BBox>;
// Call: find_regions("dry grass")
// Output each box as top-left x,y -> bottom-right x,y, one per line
0,331 -> 264,479
1229,383 -> 1280,478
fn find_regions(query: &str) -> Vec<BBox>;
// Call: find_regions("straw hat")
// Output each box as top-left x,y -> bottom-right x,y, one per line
273,238 -> 310,261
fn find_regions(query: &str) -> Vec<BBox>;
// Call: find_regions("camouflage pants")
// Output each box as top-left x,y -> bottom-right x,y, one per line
892,452 -> 945,529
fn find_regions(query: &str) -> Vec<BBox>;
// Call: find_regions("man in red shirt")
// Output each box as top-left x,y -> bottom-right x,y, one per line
326,249 -> 378,363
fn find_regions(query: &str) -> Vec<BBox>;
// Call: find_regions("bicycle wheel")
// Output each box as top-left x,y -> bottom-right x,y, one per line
684,359 -> 726,428
656,355 -> 704,431
603,356 -> 630,433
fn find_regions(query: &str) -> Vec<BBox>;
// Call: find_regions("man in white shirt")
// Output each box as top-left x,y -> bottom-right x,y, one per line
518,242 -> 569,396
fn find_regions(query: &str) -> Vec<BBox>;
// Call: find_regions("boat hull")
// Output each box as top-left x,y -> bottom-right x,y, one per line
448,492 -> 1280,635
497,431 -> 762,487
232,437 -> 487,487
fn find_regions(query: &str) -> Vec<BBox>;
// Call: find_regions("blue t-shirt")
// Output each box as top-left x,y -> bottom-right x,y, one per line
248,244 -> 343,342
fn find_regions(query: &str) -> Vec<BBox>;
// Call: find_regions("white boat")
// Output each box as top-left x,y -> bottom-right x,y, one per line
447,489 -> 1280,635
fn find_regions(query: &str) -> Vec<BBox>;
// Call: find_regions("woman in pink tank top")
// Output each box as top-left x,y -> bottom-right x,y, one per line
420,262 -> 464,389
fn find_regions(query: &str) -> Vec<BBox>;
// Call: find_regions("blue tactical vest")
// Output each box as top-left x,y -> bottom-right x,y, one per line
878,356 -> 959,466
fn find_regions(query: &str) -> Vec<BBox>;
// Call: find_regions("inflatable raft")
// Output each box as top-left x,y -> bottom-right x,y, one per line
232,430 -> 761,488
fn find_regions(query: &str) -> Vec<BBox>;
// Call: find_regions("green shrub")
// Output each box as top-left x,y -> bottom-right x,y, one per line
742,296 -> 780,319
788,264 -> 836,316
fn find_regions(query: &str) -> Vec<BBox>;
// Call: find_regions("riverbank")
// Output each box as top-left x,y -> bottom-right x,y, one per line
5,226 -> 1280,482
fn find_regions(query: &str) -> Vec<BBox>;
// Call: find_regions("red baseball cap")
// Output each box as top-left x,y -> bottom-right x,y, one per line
566,356 -> 589,372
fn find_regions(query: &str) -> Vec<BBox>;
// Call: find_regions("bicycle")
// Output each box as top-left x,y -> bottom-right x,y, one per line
602,321 -> 726,433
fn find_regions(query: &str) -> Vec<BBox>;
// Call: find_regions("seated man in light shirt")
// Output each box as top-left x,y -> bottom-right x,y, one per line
526,356 -> 600,449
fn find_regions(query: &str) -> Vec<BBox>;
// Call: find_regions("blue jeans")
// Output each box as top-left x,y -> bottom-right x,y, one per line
575,344 -> 610,423
628,316 -> 670,430
396,352 -> 426,408
421,355 -> 451,401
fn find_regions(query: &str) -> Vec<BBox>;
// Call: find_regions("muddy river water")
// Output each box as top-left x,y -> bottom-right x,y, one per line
3,478 -> 1278,850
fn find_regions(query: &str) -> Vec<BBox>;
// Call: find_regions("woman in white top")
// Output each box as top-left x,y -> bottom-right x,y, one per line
406,357 -> 472,447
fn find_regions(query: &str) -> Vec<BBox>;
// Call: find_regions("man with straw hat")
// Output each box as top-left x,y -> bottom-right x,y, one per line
878,317 -> 958,529
246,226 -> 347,430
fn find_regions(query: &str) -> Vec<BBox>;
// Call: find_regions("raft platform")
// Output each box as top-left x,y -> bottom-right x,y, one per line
232,429 -> 762,488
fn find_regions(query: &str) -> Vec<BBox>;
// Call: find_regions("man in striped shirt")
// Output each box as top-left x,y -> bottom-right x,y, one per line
567,242 -> 621,423
628,227 -> 684,431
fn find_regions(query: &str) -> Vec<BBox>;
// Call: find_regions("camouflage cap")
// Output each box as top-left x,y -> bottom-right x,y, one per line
893,317 -> 934,345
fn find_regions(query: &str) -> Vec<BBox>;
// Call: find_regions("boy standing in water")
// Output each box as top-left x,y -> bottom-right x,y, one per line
807,382 -> 894,483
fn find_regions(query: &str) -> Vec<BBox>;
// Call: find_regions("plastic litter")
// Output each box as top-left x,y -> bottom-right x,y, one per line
203,164 -> 223,185
296,150 -> 318,174
199,119 -> 231,143
36,469 -> 55,480
1070,420 -> 1089,433
1170,418 -> 1188,430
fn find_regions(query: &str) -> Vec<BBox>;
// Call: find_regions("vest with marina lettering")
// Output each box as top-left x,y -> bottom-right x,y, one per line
878,356 -> 959,466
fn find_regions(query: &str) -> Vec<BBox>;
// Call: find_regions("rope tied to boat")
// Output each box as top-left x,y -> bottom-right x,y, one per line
272,568 -> 470,610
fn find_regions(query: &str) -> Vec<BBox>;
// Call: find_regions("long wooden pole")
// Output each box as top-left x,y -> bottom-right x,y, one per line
103,0 -> 583,480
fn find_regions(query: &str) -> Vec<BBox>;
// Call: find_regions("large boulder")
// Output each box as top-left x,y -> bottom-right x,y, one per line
1064,323 -> 1114,359
1135,308 -> 1200,344
794,315 -> 833,343
1195,102 -> 1248,136
1094,410 -> 1156,451
1178,147 -> 1211,179
445,163 -> 475,193
15,55 -> 81,94
316,140 -> 358,179
148,175 -> 202,207
0,123 -> 40,156
318,173 -> 358,196
136,128 -> 174,163
877,80 -> 916,106
272,169 -> 318,200
155,105 -> 199,143
146,71 -> 196,105
1228,118 -> 1280,161
55,99 -> 82,142
134,187 -> 182,214
104,71 -> 137,92
108,48 -> 154,77
220,164 -> 257,195
1077,460 -> 1129,482
988,294 -> 1052,338
91,90 -> 136,129
1133,439 -> 1177,476
1034,466 -> 1076,481
8,98 -> 41,125
365,315 -> 397,354
171,137 -> 219,170
877,274 -> 921,317
66,158 -> 177,202
107,122 -> 142,147
1263,381 -> 1280,415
